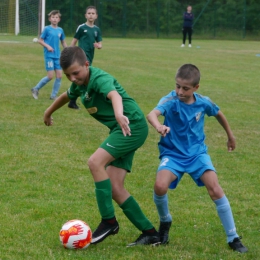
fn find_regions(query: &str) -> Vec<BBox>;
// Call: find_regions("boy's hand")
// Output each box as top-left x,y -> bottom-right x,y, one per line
44,112 -> 53,126
47,46 -> 54,52
227,136 -> 236,152
116,114 -> 131,136
156,125 -> 170,137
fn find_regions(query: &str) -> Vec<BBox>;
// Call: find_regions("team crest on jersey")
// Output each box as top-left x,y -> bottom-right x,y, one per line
84,30 -> 87,32
58,33 -> 61,38
195,112 -> 202,122
94,31 -> 97,37
85,92 -> 91,101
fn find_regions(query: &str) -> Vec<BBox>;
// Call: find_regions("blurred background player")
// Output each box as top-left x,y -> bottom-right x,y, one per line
31,10 -> 67,100
68,6 -> 102,109
181,5 -> 194,47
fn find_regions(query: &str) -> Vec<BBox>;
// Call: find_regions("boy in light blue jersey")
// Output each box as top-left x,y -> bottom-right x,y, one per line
147,64 -> 247,253
31,10 -> 67,100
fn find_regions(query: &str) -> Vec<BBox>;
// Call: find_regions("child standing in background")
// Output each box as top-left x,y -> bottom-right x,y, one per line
31,10 -> 67,100
68,6 -> 102,109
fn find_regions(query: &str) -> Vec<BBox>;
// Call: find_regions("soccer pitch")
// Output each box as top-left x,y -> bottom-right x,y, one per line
0,37 -> 259,259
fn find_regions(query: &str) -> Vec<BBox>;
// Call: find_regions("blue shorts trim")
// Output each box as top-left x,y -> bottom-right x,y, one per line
44,57 -> 61,71
157,154 -> 216,189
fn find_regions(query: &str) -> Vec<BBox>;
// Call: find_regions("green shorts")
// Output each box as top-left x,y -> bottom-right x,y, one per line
100,122 -> 148,172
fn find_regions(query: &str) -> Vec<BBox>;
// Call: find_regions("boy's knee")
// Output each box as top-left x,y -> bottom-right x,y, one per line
154,181 -> 168,196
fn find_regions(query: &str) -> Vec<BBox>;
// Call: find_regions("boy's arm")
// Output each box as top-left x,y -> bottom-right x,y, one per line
61,40 -> 67,48
70,38 -> 78,46
107,90 -> 131,137
38,38 -> 53,52
215,110 -> 236,151
94,41 -> 102,49
147,110 -> 170,137
44,92 -> 70,126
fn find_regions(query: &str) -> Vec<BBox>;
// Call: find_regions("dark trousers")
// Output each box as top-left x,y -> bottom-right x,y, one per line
182,27 -> 192,44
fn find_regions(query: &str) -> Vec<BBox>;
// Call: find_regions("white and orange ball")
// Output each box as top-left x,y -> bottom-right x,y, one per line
59,219 -> 92,249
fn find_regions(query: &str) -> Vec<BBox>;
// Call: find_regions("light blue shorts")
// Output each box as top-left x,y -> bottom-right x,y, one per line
157,154 -> 216,189
44,57 -> 61,71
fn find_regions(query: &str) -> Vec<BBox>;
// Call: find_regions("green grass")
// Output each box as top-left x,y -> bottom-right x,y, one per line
0,36 -> 259,260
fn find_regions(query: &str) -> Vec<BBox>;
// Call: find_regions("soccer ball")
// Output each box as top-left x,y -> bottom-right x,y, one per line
33,38 -> 38,43
59,219 -> 92,249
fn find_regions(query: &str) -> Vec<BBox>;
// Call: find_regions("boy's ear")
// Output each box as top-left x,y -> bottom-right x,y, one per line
85,61 -> 90,67
195,84 -> 199,90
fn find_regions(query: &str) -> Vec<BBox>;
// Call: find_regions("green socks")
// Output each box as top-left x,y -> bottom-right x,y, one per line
95,179 -> 115,219
120,196 -> 154,231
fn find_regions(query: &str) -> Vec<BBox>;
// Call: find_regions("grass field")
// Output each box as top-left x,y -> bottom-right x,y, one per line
0,36 -> 259,260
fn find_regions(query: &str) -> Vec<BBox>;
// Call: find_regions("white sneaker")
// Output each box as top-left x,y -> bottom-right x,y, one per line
31,88 -> 39,99
188,44 -> 192,47
181,44 -> 185,47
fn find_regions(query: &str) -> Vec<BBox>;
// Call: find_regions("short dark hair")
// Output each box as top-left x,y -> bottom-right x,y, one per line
175,64 -> 200,86
86,6 -> 98,13
60,46 -> 87,70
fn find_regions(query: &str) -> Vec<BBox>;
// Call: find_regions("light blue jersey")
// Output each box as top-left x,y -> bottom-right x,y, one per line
41,25 -> 65,59
156,91 -> 219,160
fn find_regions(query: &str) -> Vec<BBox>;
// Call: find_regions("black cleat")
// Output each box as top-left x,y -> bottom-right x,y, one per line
228,237 -> 248,253
127,232 -> 160,247
91,219 -> 119,244
68,100 -> 79,109
158,221 -> 172,245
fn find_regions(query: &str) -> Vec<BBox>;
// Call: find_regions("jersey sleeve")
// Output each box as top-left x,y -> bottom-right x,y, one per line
67,83 -> 80,100
155,91 -> 176,115
74,25 -> 82,40
40,26 -> 48,39
60,28 -> 65,41
96,27 -> 102,42
204,96 -> 220,116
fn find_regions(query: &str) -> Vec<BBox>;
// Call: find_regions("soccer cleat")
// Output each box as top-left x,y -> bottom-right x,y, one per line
68,100 -> 79,109
31,88 -> 39,99
181,44 -> 185,47
158,221 -> 172,245
189,44 -> 192,47
50,96 -> 56,100
91,219 -> 119,244
228,237 -> 248,253
127,232 -> 161,247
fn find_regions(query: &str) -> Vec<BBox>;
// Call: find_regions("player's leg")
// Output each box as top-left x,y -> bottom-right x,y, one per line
154,168 -> 178,244
88,148 -> 119,244
106,165 -> 159,246
31,58 -> 53,99
50,67 -> 62,99
188,27 -> 192,46
68,98 -> 79,109
200,170 -> 247,253
182,27 -> 187,46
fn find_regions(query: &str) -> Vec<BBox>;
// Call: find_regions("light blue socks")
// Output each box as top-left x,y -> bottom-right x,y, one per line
214,195 -> 239,243
153,192 -> 172,222
34,76 -> 51,90
51,78 -> 61,98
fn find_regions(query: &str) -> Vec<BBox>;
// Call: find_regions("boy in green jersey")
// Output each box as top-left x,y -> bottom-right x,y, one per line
68,6 -> 102,110
43,46 -> 160,246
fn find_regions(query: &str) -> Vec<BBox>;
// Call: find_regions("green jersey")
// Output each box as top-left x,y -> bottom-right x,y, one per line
74,24 -> 102,65
67,67 -> 146,130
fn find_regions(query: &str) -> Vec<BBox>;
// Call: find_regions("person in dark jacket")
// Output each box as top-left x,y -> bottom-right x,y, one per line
181,6 -> 194,47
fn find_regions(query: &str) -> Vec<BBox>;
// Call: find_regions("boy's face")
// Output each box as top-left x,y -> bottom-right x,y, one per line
85,8 -> 97,22
175,78 -> 199,104
49,14 -> 60,26
63,61 -> 90,86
